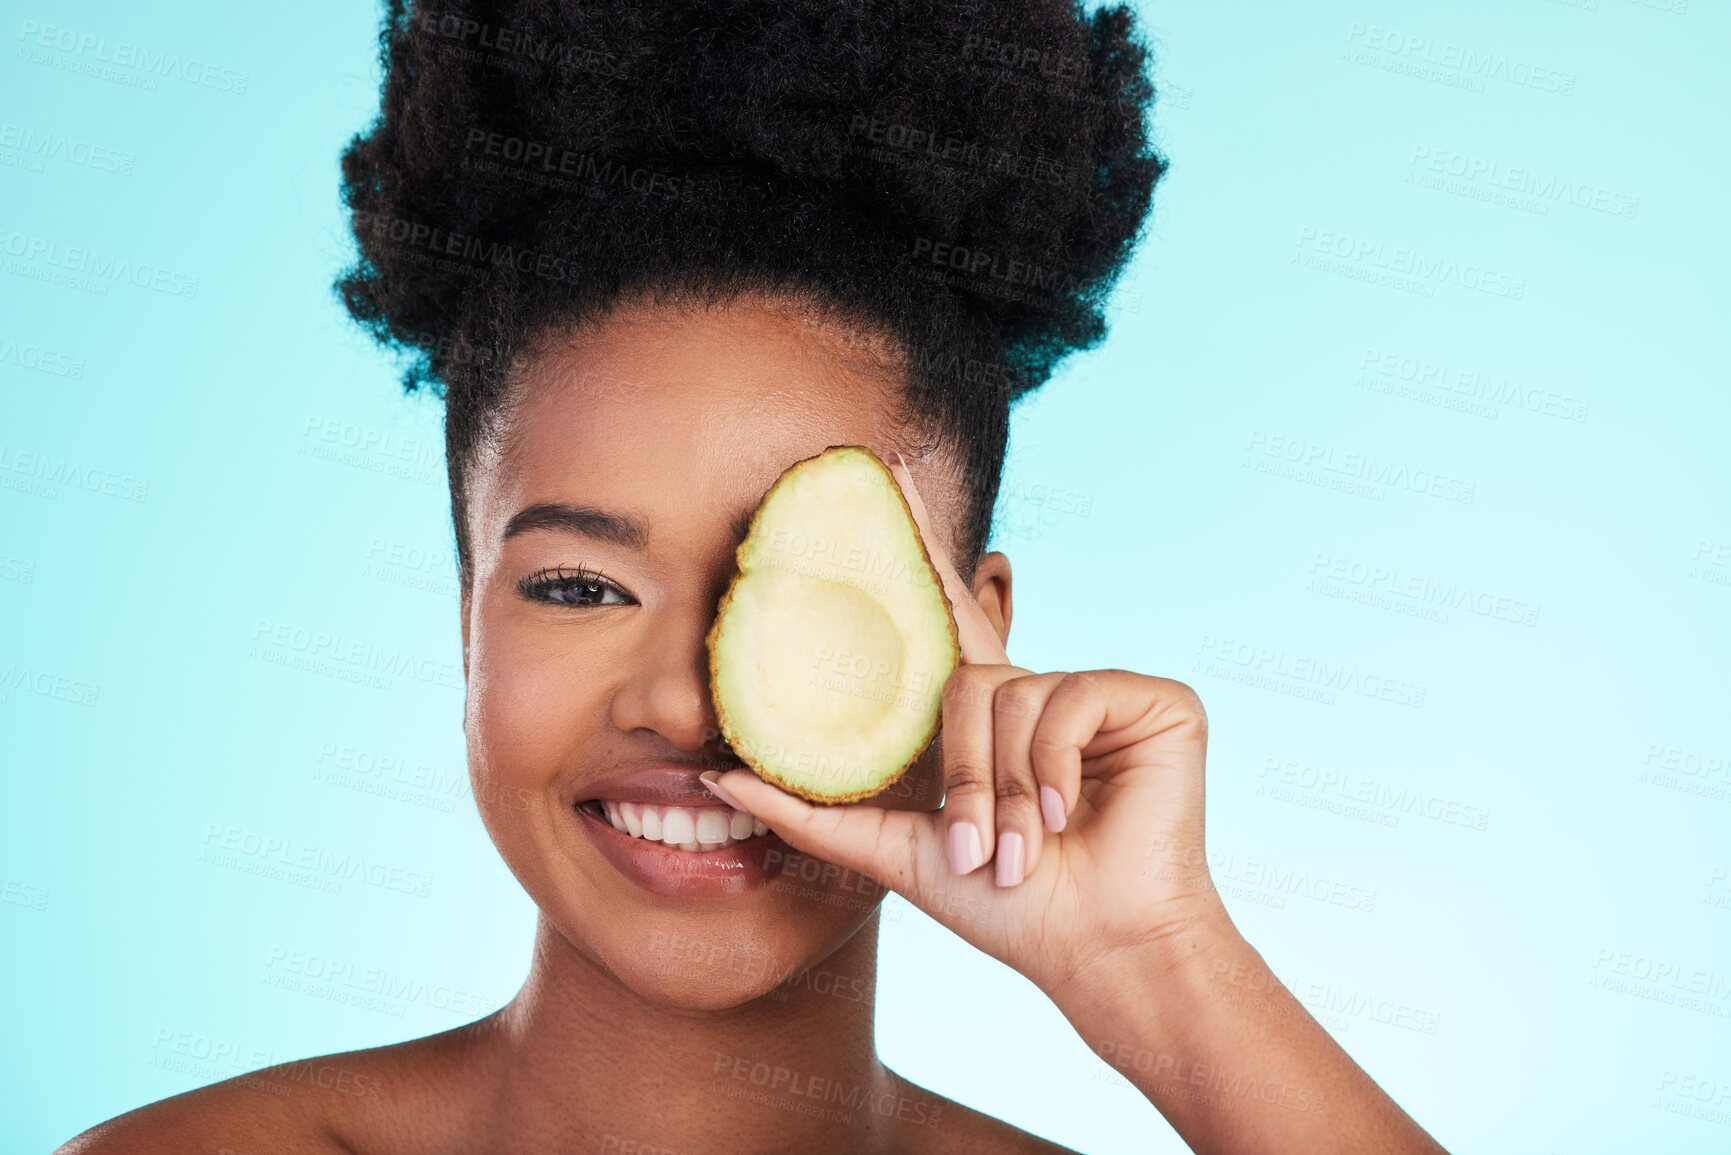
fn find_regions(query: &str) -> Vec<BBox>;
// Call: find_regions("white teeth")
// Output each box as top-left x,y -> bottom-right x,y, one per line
695,810 -> 730,843
592,798 -> 767,851
660,807 -> 696,845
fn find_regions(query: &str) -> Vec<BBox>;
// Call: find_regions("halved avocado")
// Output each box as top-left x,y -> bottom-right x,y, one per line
706,446 -> 960,803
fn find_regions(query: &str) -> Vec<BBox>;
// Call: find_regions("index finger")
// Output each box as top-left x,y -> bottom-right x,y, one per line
885,450 -> 1011,666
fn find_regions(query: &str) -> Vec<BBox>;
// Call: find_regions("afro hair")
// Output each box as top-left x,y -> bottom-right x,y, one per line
338,0 -> 1167,588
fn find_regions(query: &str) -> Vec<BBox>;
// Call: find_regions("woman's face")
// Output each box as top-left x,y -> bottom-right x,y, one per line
457,295 -> 966,1009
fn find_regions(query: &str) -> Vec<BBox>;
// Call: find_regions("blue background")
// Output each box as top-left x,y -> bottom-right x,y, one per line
3,1 -> 1728,1151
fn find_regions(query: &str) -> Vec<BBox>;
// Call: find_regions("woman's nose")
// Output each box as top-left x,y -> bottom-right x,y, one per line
606,602 -> 726,752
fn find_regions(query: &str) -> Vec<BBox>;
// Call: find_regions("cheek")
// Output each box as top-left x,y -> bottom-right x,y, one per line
467,611 -> 609,791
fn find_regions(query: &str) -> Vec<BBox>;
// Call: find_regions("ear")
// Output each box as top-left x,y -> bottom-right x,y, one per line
459,585 -> 472,734
968,550 -> 1012,650
460,585 -> 472,680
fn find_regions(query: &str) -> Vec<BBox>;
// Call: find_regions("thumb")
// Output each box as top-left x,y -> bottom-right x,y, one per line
702,769 -> 932,895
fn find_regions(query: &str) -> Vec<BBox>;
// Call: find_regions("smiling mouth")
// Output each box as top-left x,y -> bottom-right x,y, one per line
576,798 -> 770,851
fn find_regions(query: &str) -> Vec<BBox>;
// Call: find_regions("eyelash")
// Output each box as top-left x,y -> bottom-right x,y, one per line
517,564 -> 635,608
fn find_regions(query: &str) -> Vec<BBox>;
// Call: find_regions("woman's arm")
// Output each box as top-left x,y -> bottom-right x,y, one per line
1051,901 -> 1448,1154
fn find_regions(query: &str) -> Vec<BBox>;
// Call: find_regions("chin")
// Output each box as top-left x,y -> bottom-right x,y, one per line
620,964 -> 793,1012
557,891 -> 882,1011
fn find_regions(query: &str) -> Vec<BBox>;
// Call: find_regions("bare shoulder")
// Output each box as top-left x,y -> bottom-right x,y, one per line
54,1018 -> 499,1155
887,1069 -> 1086,1155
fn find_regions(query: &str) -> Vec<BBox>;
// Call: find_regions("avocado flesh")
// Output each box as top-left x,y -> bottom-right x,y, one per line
707,446 -> 960,803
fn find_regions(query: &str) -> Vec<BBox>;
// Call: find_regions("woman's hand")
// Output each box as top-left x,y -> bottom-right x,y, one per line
702,450 -> 1231,1000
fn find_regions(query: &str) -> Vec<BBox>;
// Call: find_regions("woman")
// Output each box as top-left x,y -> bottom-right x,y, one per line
60,0 -> 1448,1151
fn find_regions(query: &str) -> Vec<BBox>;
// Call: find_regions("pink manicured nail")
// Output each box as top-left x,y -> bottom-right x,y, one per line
1039,785 -> 1067,833
995,832 -> 1025,887
888,451 -> 922,500
699,771 -> 746,811
948,821 -> 984,875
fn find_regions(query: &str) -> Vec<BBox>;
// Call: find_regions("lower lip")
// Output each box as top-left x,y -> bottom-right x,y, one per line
574,802 -> 786,900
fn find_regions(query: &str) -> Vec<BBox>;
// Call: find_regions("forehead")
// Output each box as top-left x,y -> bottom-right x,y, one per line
484,297 -> 914,541
518,298 -> 900,439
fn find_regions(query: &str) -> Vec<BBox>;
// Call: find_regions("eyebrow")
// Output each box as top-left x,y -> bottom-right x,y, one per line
500,503 -> 758,551
502,503 -> 649,550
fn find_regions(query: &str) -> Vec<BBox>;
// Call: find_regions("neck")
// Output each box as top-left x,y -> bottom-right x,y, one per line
478,908 -> 901,1153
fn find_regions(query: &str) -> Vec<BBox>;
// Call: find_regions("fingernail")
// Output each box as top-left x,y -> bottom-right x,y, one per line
888,450 -> 906,470
700,770 -> 746,811
889,451 -> 921,499
995,832 -> 1025,888
948,821 -> 984,875
1039,785 -> 1067,833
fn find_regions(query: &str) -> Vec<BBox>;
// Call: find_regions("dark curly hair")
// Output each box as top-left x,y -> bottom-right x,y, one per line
338,0 -> 1166,590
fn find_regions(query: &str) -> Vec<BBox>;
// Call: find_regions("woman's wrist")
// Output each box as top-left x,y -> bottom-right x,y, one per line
1044,898 -> 1245,1058
1045,901 -> 1450,1154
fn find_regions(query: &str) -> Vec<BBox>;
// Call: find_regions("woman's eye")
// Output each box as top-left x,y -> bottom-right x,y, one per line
518,567 -> 635,608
